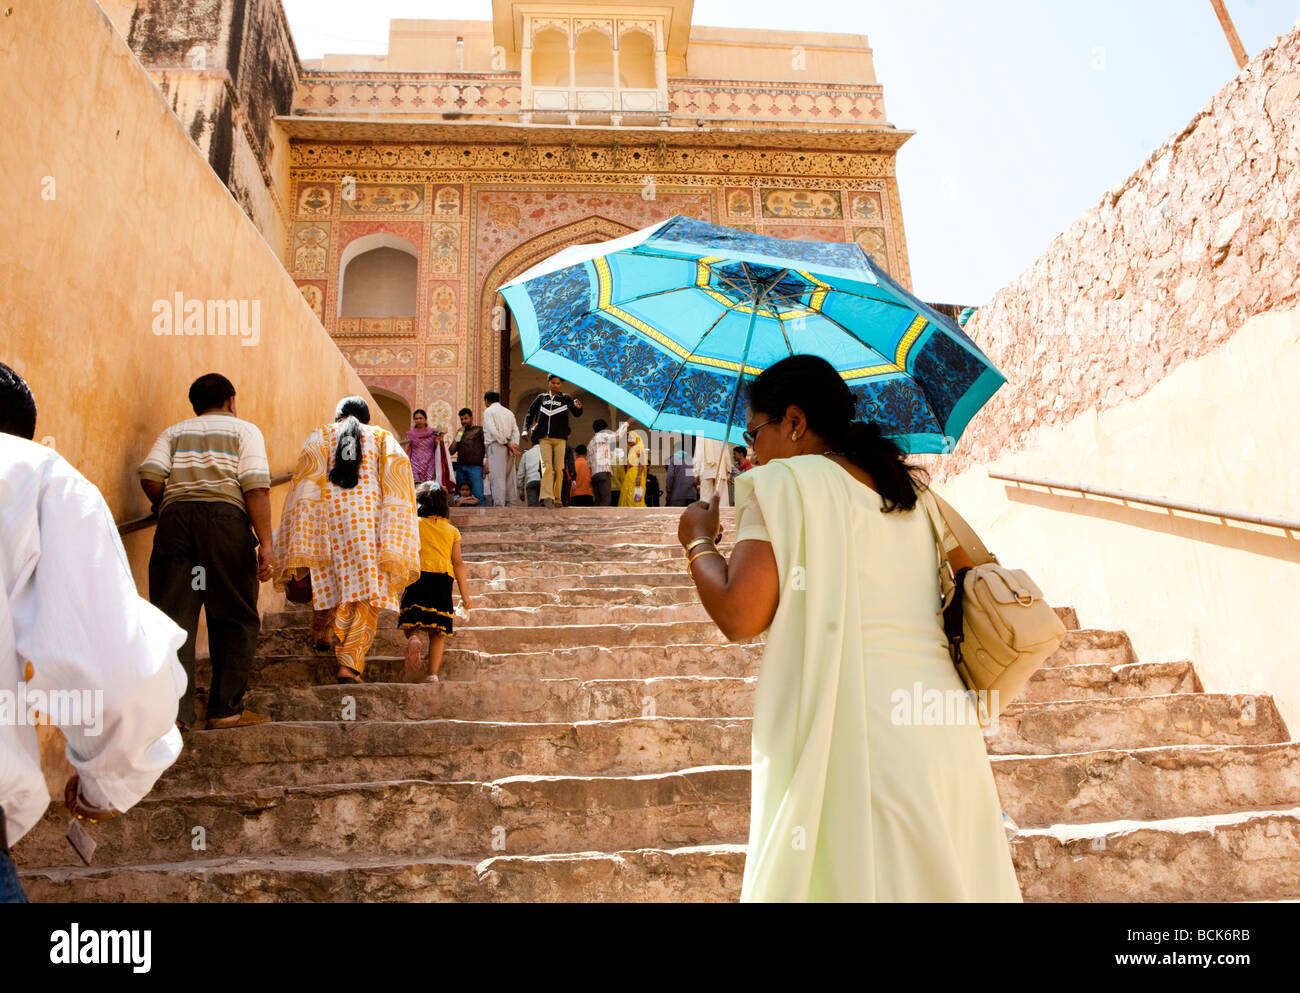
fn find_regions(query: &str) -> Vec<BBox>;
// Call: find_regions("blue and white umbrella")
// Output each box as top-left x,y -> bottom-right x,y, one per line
499,215 -> 1004,452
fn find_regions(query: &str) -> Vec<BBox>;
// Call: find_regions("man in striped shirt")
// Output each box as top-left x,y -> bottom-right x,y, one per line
138,373 -> 273,731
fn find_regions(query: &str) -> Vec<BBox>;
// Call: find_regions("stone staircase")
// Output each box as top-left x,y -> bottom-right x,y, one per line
16,507 -> 1300,901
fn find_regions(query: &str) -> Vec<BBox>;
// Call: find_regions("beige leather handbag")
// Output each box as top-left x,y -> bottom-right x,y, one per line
918,488 -> 1066,721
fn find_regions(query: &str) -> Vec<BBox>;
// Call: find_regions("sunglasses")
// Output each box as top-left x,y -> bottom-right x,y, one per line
742,418 -> 780,447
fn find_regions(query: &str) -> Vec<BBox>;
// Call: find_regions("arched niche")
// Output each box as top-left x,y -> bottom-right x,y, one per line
575,28 -> 613,88
532,28 -> 569,88
338,233 -> 418,318
619,29 -> 655,89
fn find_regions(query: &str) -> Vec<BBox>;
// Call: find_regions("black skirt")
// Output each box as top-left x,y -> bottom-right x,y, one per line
398,571 -> 454,635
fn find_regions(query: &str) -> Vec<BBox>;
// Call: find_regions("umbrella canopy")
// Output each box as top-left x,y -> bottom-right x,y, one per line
499,215 -> 1004,452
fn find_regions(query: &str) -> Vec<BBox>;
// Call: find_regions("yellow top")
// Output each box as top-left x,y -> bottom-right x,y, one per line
418,516 -> 460,575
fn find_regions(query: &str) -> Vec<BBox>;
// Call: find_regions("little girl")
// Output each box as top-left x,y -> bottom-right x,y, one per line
399,482 -> 472,682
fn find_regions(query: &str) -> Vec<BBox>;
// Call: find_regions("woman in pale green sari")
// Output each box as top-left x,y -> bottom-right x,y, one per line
678,355 -> 1021,902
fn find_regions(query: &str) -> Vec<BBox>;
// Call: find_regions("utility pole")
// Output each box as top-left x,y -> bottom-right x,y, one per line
1210,0 -> 1249,69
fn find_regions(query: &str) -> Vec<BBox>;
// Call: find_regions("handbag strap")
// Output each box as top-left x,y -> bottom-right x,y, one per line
921,487 -> 997,567
917,488 -> 971,665
917,488 -> 952,580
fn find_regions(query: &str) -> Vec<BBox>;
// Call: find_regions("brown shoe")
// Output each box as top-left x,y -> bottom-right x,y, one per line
204,710 -> 272,730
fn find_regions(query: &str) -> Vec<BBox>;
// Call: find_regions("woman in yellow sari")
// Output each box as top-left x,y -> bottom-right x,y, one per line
273,396 -> 420,683
617,430 -> 648,507
677,356 -> 1021,902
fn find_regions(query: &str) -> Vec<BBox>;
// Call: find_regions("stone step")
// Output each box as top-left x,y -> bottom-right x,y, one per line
473,587 -> 703,608
13,767 -> 751,870
1019,660 -> 1201,703
464,572 -> 698,593
464,560 -> 687,580
263,603 -> 713,632
246,676 -> 757,723
462,554 -> 687,573
470,603 -> 716,627
457,533 -> 710,549
1010,807 -> 1300,902
258,619 -> 1113,667
993,741 -> 1300,827
153,717 -> 752,795
19,845 -> 749,903
212,643 -> 766,689
260,620 -> 746,658
985,693 -> 1288,755
240,656 -> 1187,726
1044,629 -> 1137,668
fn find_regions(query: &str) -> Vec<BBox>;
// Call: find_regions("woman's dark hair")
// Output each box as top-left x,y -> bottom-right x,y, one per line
415,481 -> 450,518
330,396 -> 371,489
413,408 -> 427,419
746,354 -> 928,513
0,361 -> 37,440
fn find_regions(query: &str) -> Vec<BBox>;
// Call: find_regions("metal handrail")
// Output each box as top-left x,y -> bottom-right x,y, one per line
988,471 -> 1300,533
117,472 -> 294,536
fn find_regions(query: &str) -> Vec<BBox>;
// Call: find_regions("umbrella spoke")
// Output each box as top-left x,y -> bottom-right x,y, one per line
650,295 -> 751,427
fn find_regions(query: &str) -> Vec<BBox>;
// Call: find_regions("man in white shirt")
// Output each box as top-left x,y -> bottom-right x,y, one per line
586,419 -> 623,508
482,390 -> 521,507
516,441 -> 544,507
693,434 -> 732,508
0,362 -> 187,902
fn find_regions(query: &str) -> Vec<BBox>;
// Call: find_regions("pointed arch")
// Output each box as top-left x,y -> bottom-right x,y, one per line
476,215 -> 639,402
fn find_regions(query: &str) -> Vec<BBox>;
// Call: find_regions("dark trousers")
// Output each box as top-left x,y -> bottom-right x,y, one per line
526,481 -> 542,506
0,807 -> 25,903
456,464 -> 484,503
590,471 -> 612,507
148,501 -> 260,726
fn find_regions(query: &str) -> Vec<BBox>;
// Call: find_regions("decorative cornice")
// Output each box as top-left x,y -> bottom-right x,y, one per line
280,119 -> 912,154
288,140 -> 899,180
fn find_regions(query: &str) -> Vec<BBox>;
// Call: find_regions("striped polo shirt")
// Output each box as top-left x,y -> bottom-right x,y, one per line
138,412 -> 271,512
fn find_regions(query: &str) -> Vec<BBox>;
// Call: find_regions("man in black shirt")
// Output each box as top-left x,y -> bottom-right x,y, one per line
524,375 -> 584,509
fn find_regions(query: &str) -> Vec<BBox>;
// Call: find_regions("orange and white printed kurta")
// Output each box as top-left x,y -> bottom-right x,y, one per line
273,422 -> 420,612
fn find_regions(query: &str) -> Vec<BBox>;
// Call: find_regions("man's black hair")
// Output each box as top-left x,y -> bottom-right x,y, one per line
484,390 -> 500,404
0,362 -> 37,439
188,373 -> 236,415
459,407 -> 472,418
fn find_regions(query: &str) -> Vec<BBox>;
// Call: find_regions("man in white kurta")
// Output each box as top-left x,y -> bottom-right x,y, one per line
482,393 -> 521,507
692,435 -> 732,508
0,433 -> 187,891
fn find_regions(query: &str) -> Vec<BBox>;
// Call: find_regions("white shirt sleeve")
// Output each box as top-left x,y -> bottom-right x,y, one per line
11,457 -> 186,813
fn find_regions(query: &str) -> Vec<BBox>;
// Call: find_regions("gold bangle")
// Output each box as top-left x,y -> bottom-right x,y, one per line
687,547 -> 724,569
683,537 -> 715,555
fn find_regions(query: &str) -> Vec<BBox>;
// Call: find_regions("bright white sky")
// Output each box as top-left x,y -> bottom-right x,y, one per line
283,0 -> 1299,303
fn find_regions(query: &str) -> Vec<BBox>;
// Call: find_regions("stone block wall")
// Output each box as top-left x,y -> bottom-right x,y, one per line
932,26 -> 1300,480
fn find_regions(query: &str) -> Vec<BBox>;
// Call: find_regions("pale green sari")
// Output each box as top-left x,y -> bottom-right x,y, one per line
734,455 -> 1022,902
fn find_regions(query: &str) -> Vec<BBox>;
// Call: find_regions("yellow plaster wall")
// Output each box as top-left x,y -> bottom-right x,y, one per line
0,0 -> 391,570
313,17 -> 878,84
685,26 -> 877,83
936,307 -> 1300,730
